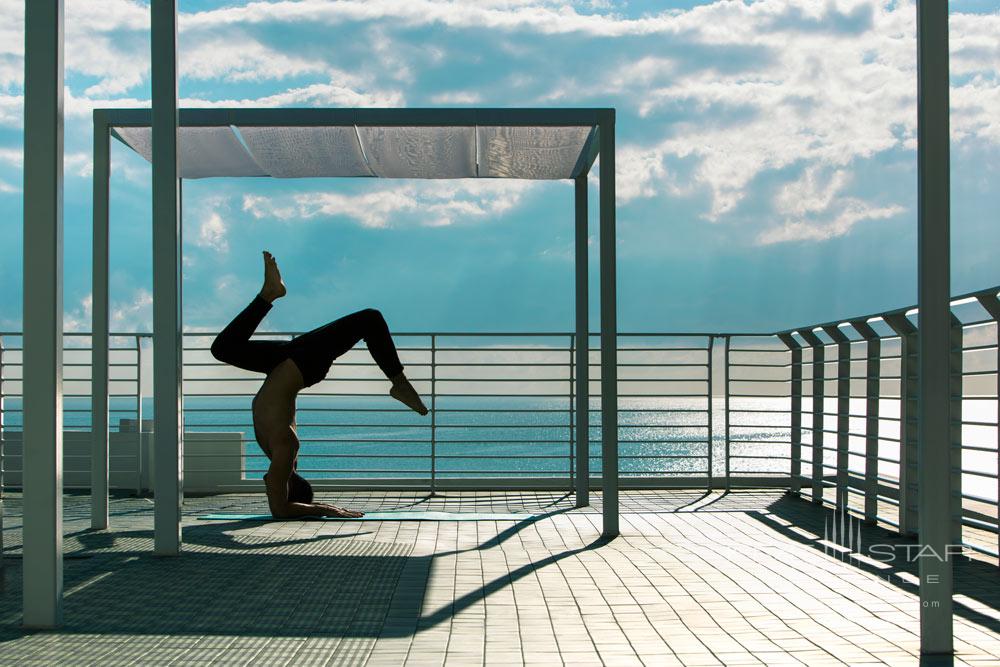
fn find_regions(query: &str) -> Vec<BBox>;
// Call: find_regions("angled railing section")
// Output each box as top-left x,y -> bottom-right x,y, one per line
776,284 -> 1000,563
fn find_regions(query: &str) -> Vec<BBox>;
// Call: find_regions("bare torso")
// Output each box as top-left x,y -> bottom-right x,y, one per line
253,358 -> 362,518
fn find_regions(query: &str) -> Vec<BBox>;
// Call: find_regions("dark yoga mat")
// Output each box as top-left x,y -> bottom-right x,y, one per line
197,511 -> 532,522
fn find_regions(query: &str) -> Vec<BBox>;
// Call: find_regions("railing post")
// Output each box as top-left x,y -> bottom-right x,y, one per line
798,330 -> 825,503
778,334 -> 803,495
430,334 -> 436,496
707,336 -> 714,490
822,325 -> 850,511
723,336 -> 731,490
574,173 -> 590,507
950,315 -> 963,547
975,294 -> 1000,563
885,314 -> 919,535
136,335 -> 144,495
850,320 -> 881,524
569,334 -> 575,493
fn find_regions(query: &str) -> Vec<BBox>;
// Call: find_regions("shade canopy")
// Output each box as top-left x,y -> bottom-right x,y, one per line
111,110 -> 600,180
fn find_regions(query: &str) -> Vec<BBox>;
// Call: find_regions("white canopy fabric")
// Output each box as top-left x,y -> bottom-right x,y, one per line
113,124 -> 595,180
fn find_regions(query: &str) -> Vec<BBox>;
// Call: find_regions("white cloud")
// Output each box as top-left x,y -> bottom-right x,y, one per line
179,81 -> 405,109
180,0 -> 690,36
0,177 -> 17,193
63,288 -> 153,334
0,93 -> 21,127
0,146 -> 19,166
616,144 -> 673,203
756,198 -> 905,245
196,212 -> 229,253
63,293 -> 92,333
429,91 -> 483,105
64,152 -> 92,178
52,80 -> 403,125
774,167 -> 852,218
243,180 -> 537,228
952,75 -> 1000,145
754,164 -> 904,244
0,54 -> 20,90
180,37 -> 329,82
111,289 -> 153,332
537,1 -> 999,229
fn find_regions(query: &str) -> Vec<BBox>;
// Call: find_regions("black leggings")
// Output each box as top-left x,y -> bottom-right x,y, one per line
210,295 -> 404,388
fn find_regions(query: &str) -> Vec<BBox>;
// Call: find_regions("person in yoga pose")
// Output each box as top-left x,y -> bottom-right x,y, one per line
211,251 -> 428,519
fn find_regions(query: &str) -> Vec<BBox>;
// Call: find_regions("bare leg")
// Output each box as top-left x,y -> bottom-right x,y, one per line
210,251 -> 288,373
286,308 -> 429,415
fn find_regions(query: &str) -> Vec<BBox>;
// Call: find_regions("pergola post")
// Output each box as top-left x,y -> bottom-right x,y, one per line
21,0 -> 64,628
574,174 -> 590,507
916,0 -> 953,653
598,114 -> 618,538
92,112 -> 110,530
151,0 -> 184,555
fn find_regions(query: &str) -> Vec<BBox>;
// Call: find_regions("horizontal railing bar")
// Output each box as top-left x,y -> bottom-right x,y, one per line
960,469 -> 999,479
727,378 -> 789,384
727,440 -> 793,446
961,444 -> 999,453
619,408 -> 709,413
730,455 -> 790,460
962,491 -> 1000,504
961,517 -> 999,534
962,343 -> 999,352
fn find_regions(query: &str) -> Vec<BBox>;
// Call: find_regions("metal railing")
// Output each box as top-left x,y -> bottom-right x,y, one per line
0,285 -> 996,562
0,330 -> 788,491
776,286 -> 1000,563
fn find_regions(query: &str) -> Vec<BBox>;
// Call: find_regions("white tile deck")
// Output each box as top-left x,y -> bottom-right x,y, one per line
0,490 -> 997,666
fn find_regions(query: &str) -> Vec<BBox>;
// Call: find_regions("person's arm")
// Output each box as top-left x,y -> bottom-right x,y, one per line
265,428 -> 362,518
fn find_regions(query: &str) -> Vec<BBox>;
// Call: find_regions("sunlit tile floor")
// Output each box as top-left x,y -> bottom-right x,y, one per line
0,490 -> 997,666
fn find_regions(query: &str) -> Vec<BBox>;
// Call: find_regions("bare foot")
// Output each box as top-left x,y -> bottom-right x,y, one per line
390,375 -> 429,416
259,250 -> 286,303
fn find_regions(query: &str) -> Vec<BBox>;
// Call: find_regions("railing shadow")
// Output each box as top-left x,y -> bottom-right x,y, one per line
0,506 -> 606,641
752,493 -> 1000,635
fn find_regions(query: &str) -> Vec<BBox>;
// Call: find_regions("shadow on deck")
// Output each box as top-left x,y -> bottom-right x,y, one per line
0,490 -> 997,665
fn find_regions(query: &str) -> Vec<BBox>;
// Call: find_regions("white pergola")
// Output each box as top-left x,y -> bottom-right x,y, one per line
20,0 -> 957,656
88,105 -> 618,550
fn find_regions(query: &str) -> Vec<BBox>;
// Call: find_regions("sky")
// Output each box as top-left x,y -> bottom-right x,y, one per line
0,0 -> 998,337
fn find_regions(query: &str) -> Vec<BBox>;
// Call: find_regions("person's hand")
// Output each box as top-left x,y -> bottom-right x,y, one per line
315,503 -> 364,518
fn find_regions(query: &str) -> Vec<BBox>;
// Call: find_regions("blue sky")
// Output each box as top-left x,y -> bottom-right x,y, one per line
0,0 -> 998,335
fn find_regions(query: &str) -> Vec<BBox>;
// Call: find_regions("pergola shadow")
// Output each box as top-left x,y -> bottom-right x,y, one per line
0,509 -> 605,642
